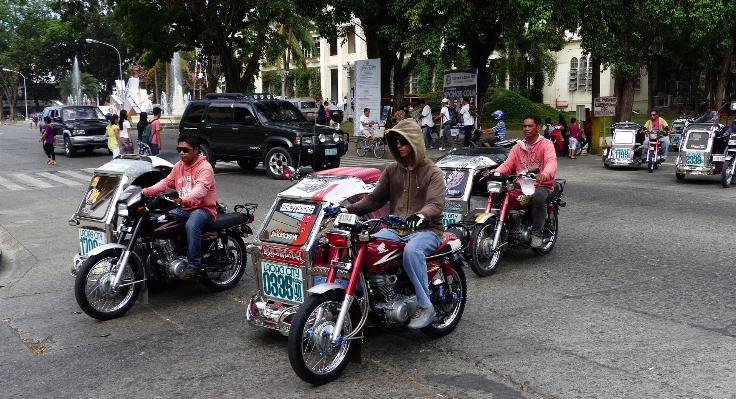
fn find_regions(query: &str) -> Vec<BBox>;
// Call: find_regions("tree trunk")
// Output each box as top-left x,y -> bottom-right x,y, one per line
618,76 -> 636,122
284,28 -> 293,98
715,35 -> 735,107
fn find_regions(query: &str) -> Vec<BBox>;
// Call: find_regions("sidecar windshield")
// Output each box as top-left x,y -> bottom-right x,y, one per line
259,199 -> 321,246
76,174 -> 122,220
683,131 -> 710,150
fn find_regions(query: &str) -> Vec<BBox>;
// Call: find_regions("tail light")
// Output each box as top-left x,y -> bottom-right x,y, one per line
248,214 -> 255,223
326,231 -> 350,247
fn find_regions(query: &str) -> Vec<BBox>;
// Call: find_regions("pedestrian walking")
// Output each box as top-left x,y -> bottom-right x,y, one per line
568,118 -> 582,159
460,97 -> 475,147
38,116 -> 56,165
419,99 -> 435,149
118,109 -> 133,154
434,98 -> 454,151
106,114 -> 122,159
137,112 -> 152,155
149,107 -> 162,155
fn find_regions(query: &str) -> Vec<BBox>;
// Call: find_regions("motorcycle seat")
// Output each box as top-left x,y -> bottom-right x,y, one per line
204,212 -> 247,231
546,180 -> 565,202
429,227 -> 464,256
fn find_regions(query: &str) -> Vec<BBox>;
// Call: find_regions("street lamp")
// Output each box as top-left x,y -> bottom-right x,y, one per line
85,38 -> 125,105
342,61 -> 354,120
277,69 -> 289,99
2,68 -> 27,121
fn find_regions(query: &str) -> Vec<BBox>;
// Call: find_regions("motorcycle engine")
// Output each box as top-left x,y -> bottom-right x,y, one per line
152,237 -> 188,277
367,273 -> 418,325
508,210 -> 532,244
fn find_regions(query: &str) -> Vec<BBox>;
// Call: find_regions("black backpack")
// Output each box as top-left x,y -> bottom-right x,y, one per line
446,106 -> 459,125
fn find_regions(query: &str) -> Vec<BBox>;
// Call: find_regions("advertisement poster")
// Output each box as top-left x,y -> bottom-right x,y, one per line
443,68 -> 478,131
353,59 -> 381,136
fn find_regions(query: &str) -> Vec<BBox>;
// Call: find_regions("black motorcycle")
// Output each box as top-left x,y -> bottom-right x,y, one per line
74,186 -> 256,320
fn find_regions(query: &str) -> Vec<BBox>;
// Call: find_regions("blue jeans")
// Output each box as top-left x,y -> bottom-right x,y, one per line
169,208 -> 213,269
642,137 -> 669,159
422,126 -> 435,148
149,143 -> 160,155
372,228 -> 441,308
120,138 -> 133,154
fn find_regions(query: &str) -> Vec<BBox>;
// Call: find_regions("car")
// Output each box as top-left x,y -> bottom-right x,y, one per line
178,93 -> 349,179
286,97 -> 319,122
39,105 -> 110,157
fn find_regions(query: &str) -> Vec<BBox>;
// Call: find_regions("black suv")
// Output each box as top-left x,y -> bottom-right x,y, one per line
40,105 -> 109,157
179,93 -> 349,179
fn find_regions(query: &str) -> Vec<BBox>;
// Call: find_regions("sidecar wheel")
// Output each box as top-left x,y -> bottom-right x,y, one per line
532,212 -> 559,256
421,262 -> 467,339
74,248 -> 141,320
721,160 -> 734,188
199,233 -> 246,291
288,290 -> 359,385
469,218 -> 503,277
676,173 -> 685,181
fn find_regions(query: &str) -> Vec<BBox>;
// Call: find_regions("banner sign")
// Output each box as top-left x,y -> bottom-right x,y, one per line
353,59 -> 381,136
594,97 -> 617,117
443,68 -> 478,129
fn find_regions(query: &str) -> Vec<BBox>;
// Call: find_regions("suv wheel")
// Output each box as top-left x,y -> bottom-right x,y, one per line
237,160 -> 259,169
265,147 -> 292,179
199,143 -> 216,169
64,136 -> 76,158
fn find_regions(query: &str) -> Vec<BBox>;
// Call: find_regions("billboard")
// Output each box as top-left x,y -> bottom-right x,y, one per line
443,68 -> 478,129
353,59 -> 381,136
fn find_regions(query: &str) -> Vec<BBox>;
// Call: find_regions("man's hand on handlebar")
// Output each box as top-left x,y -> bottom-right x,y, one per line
535,173 -> 548,184
324,206 -> 348,217
406,213 -> 426,230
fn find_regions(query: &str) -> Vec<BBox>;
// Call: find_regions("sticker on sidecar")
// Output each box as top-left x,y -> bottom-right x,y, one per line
261,261 -> 303,303
441,212 -> 459,229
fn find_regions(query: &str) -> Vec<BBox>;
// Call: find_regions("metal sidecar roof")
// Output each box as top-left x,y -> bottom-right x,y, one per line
436,150 -> 509,170
93,155 -> 174,177
278,167 -> 382,204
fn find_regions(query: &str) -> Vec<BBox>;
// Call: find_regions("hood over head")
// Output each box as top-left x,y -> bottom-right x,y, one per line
385,118 -> 425,168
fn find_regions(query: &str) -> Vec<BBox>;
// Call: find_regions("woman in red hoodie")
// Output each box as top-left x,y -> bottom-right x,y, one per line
143,134 -> 217,279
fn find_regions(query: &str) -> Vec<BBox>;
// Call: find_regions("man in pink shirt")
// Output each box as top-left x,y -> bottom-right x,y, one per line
495,114 -> 557,248
143,133 -> 217,279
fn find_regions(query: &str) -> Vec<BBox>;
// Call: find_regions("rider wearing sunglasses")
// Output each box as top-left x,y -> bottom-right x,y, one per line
143,133 -> 217,279
643,110 -> 671,162
344,118 -> 446,330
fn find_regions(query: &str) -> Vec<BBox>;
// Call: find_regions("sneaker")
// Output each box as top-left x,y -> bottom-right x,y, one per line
438,147 -> 446,151
430,146 -> 436,149
180,266 -> 200,280
531,235 -> 544,248
408,305 -> 436,330
451,147 -> 457,151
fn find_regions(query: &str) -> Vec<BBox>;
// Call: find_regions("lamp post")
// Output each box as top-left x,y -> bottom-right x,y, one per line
2,68 -> 27,121
342,61 -> 354,121
278,69 -> 289,99
85,38 -> 125,105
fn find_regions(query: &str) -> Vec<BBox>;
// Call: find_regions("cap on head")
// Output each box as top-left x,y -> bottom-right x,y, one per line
441,98 -> 449,104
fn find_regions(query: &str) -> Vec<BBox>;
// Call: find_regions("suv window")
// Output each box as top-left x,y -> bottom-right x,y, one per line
207,106 -> 232,124
63,106 -> 106,121
254,101 -> 307,123
233,106 -> 254,125
184,103 -> 207,123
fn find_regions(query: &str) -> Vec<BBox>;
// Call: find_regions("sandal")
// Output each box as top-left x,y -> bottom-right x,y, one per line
46,160 -> 51,164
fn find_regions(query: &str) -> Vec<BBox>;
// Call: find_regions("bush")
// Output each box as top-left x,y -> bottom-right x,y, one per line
482,88 -> 561,129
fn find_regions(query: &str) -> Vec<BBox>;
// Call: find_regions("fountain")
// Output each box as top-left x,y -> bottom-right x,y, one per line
69,56 -> 84,105
160,91 -> 168,115
169,52 -> 186,115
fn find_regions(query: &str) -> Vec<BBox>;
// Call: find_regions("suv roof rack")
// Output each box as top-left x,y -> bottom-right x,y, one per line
204,92 -> 277,101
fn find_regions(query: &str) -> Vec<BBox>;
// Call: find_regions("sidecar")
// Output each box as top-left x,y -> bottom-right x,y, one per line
245,167 -> 388,335
602,122 -> 646,168
674,123 -> 728,180
68,155 -> 174,276
670,117 -> 693,151
437,146 -> 512,229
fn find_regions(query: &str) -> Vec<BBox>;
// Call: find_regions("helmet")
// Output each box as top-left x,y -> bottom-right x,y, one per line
493,110 -> 504,120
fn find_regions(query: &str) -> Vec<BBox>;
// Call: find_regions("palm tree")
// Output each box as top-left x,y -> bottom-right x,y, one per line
58,72 -> 101,103
264,13 -> 317,98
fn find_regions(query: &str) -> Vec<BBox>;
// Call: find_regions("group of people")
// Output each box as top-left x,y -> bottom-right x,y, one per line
419,97 -> 477,151
105,106 -> 162,158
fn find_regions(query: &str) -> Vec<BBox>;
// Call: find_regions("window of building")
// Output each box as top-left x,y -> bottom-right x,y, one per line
347,27 -> 356,54
314,37 -> 320,57
568,57 -> 578,91
330,37 -> 338,56
570,57 -> 578,69
410,70 -> 418,94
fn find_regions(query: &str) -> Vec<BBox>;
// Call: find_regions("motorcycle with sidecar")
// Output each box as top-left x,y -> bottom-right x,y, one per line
674,122 -> 731,185
670,117 -> 693,151
602,122 -> 648,168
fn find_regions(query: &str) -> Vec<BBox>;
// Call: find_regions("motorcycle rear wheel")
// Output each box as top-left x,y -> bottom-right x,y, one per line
469,218 -> 503,277
421,262 -> 467,339
532,212 -> 559,256
74,248 -> 141,320
199,233 -> 247,291
288,290 -> 359,385
721,159 -> 735,188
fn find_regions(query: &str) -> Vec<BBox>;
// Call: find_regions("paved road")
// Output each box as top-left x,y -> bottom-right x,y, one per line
2,122 -> 736,398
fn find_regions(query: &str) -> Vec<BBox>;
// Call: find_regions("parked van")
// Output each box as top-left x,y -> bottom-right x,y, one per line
287,97 -> 319,122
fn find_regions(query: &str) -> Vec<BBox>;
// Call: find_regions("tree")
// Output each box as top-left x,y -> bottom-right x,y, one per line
263,12 -> 317,98
58,72 -> 101,102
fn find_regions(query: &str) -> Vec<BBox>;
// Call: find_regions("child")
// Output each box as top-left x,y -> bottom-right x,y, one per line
106,114 -> 123,159
568,117 -> 582,159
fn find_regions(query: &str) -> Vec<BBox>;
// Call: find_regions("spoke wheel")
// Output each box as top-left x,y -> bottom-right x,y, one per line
74,249 -> 141,320
721,159 -> 735,188
421,262 -> 467,338
356,137 -> 367,157
199,233 -> 247,291
288,290 -> 358,385
532,212 -> 559,255
373,139 -> 385,158
469,218 -> 503,277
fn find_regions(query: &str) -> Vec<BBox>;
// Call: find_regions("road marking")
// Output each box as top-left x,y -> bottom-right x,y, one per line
0,176 -> 26,190
36,172 -> 83,186
57,170 -> 94,182
11,173 -> 53,188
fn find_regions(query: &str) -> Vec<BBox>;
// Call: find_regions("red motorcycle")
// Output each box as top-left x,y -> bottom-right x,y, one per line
287,214 -> 468,384
468,167 -> 566,277
643,129 -> 665,173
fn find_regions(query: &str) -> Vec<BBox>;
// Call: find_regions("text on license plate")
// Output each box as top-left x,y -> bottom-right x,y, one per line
325,148 -> 337,156
441,212 -> 459,229
670,134 -> 681,144
261,261 -> 303,303
712,155 -> 725,162
685,152 -> 704,165
614,148 -> 630,159
79,228 -> 105,256
94,135 -> 107,141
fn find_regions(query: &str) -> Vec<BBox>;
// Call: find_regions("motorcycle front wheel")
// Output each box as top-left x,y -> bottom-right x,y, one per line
74,248 -> 141,320
648,154 -> 654,173
721,159 -> 735,188
532,212 -> 559,256
470,218 -> 503,277
421,262 -> 467,339
288,290 -> 359,385
200,233 -> 246,291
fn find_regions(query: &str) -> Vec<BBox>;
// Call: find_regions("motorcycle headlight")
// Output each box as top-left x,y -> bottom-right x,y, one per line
486,181 -> 503,193
318,134 -> 327,143
332,133 -> 341,142
729,139 -> 736,146
649,132 -> 658,140
117,202 -> 129,217
301,136 -> 313,146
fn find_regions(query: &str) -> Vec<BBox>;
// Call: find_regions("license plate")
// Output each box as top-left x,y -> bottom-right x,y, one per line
94,135 -> 106,142
713,155 -> 725,162
685,152 -> 704,165
261,261 -> 303,303
325,148 -> 337,156
441,212 -> 459,229
614,148 -> 630,159
79,228 -> 105,256
313,275 -> 348,287
670,134 -> 681,145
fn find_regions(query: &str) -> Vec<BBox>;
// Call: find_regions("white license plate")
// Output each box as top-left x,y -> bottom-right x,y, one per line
713,155 -> 725,162
261,261 -> 303,303
94,135 -> 106,142
614,148 -> 631,159
685,152 -> 704,165
325,148 -> 337,156
441,212 -> 459,229
79,228 -> 105,256
670,134 -> 681,144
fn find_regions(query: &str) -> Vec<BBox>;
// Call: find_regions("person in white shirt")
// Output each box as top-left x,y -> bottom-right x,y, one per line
360,108 -> 376,148
459,97 -> 475,147
418,99 -> 435,149
118,109 -> 133,154
433,98 -> 454,151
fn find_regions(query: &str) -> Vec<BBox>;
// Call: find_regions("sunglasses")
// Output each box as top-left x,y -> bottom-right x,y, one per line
176,146 -> 193,153
650,113 -> 658,117
396,137 -> 410,146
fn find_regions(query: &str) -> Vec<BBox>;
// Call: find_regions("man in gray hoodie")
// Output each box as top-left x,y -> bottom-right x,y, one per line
345,118 -> 446,329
